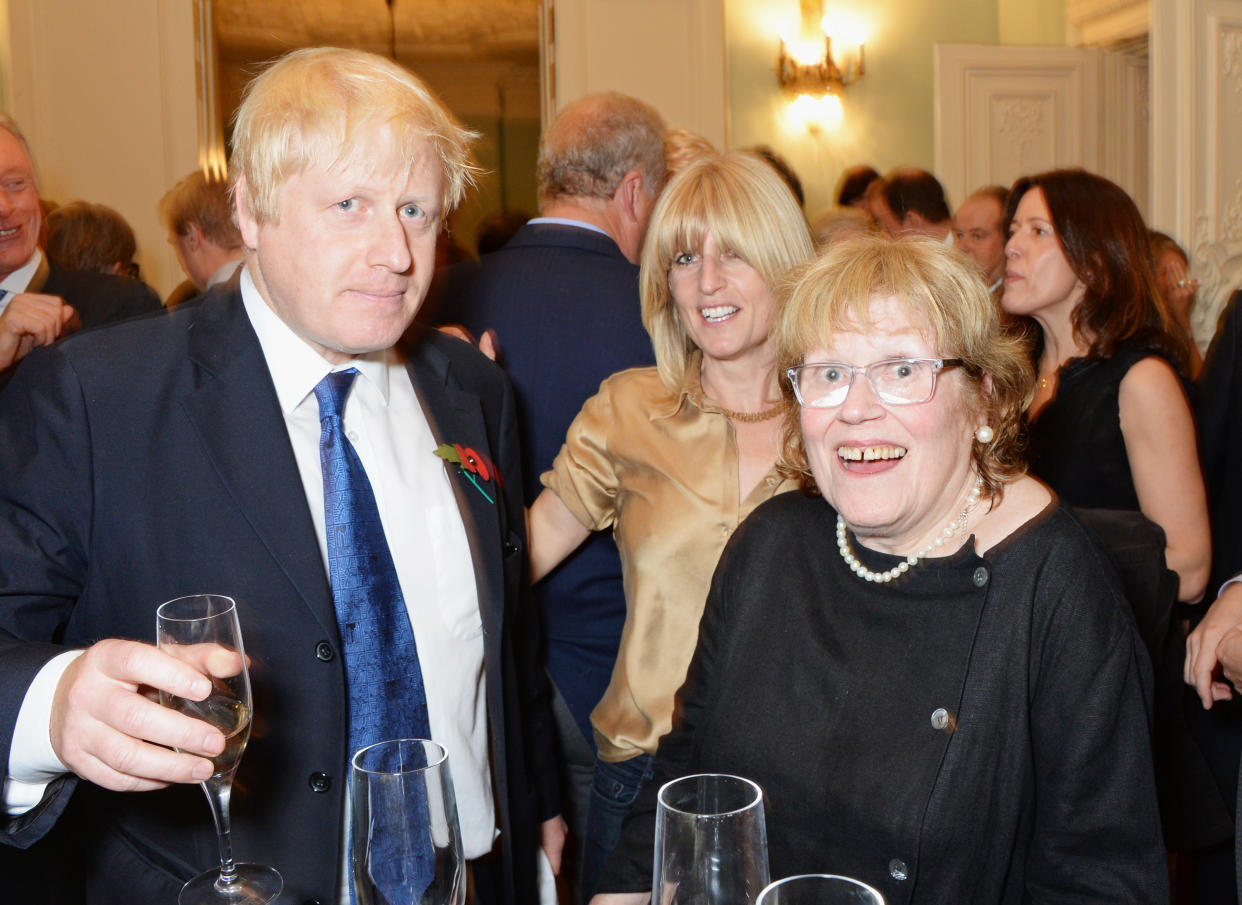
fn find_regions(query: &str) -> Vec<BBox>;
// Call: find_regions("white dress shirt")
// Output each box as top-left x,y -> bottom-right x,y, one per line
0,248 -> 44,315
6,267 -> 497,873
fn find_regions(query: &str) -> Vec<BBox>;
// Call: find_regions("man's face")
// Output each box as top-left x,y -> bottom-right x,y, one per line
0,130 -> 42,280
870,193 -> 904,237
170,228 -> 212,292
237,131 -> 443,364
953,195 -> 1006,286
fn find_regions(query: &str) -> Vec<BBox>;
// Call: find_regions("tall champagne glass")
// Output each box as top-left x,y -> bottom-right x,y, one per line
350,738 -> 465,905
756,874 -> 886,905
652,773 -> 769,905
156,594 -> 282,905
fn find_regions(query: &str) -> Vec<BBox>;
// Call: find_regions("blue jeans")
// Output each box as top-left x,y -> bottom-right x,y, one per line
580,752 -> 655,902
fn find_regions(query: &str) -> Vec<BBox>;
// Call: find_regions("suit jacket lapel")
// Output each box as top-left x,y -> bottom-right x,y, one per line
405,342 -> 505,636
179,290 -> 338,639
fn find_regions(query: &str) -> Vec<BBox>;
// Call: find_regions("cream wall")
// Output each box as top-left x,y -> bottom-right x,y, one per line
724,0 -> 1064,216
2,0 -> 198,298
998,0 -> 1067,44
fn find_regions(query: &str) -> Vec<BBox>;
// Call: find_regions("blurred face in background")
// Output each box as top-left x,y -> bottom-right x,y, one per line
870,192 -> 903,237
954,195 -> 1006,286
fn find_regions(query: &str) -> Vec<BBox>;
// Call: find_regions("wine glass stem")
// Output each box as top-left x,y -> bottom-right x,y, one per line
201,771 -> 240,891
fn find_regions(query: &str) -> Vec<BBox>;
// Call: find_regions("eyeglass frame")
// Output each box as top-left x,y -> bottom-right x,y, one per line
785,357 -> 965,408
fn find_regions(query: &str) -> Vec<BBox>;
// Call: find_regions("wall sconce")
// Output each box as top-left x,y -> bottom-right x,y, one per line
788,93 -> 843,135
777,31 -> 865,97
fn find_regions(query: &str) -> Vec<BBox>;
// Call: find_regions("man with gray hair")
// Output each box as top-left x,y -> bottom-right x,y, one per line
0,115 -> 160,379
431,90 -> 665,903
0,48 -> 560,904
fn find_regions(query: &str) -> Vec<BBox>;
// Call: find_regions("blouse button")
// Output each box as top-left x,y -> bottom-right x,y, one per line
972,566 -> 989,587
889,858 -> 909,881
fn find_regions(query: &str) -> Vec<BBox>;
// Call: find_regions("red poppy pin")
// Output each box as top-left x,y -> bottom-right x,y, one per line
434,443 -> 503,503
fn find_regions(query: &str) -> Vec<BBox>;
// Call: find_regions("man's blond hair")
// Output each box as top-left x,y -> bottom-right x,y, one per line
230,47 -> 480,225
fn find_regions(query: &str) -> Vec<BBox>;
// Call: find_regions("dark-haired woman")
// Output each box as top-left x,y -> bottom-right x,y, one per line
1002,169 -> 1209,603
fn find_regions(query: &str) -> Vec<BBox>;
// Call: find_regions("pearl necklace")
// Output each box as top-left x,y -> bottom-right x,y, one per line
836,477 -> 984,584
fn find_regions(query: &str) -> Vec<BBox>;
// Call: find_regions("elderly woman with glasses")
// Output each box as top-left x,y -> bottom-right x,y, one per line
527,150 -> 814,899
591,235 -> 1166,905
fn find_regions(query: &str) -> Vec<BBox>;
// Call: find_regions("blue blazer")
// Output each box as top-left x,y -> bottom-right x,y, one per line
0,285 -> 558,904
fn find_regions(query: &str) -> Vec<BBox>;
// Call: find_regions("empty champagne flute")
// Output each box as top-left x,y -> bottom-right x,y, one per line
351,738 -> 465,905
652,773 -> 769,905
156,593 -> 282,905
756,874 -> 886,905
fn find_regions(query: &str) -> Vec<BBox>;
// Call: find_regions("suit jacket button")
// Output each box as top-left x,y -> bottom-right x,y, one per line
504,540 -> 520,556
315,641 -> 334,661
308,772 -> 332,793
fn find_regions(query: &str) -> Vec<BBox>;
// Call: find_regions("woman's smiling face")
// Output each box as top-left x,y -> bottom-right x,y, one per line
800,294 -> 984,554
669,230 -> 777,366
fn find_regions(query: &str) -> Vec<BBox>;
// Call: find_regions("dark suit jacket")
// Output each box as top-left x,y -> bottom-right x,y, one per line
1193,288 -> 1242,893
0,260 -> 164,393
1198,288 -> 1242,594
38,260 -> 164,331
0,285 -> 558,904
427,223 -> 655,744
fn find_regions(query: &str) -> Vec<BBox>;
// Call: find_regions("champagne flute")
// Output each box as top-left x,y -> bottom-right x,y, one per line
652,773 -> 769,905
350,738 -> 465,905
156,593 -> 282,905
756,874 -> 886,904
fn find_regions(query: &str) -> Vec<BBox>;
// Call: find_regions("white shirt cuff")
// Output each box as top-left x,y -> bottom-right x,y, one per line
1219,575 -> 1242,599
4,649 -> 82,815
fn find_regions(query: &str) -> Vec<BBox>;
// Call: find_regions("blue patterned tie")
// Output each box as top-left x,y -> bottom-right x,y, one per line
314,369 -> 433,901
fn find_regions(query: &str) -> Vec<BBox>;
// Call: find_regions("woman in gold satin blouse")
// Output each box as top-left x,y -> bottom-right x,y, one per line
527,150 -> 814,898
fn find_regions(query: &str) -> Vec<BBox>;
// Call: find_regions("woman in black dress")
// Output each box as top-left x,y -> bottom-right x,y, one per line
1001,168 -> 1209,604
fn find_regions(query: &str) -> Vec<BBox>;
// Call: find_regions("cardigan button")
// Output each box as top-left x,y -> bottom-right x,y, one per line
308,771 -> 332,793
314,641 -> 334,662
889,858 -> 909,881
972,566 -> 989,587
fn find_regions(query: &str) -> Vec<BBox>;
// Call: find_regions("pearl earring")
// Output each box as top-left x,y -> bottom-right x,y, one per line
975,425 -> 994,443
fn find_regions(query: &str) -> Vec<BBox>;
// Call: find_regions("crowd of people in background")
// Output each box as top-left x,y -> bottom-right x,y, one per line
4,46 -> 1242,905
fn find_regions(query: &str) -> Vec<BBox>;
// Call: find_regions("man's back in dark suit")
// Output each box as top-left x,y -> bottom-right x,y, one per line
432,221 -> 654,747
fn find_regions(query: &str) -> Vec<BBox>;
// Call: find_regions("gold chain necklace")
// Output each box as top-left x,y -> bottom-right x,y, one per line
689,390 -> 783,423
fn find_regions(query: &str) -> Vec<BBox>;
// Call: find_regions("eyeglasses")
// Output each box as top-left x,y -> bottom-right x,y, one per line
786,357 -> 964,408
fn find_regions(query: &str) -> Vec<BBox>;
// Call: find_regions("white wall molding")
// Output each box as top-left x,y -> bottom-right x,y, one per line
1068,0 -> 1150,45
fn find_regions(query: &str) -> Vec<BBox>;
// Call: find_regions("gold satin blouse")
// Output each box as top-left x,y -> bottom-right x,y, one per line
542,363 -> 795,762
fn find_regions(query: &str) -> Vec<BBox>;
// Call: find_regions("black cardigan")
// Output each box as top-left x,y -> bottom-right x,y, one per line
600,492 -> 1167,904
